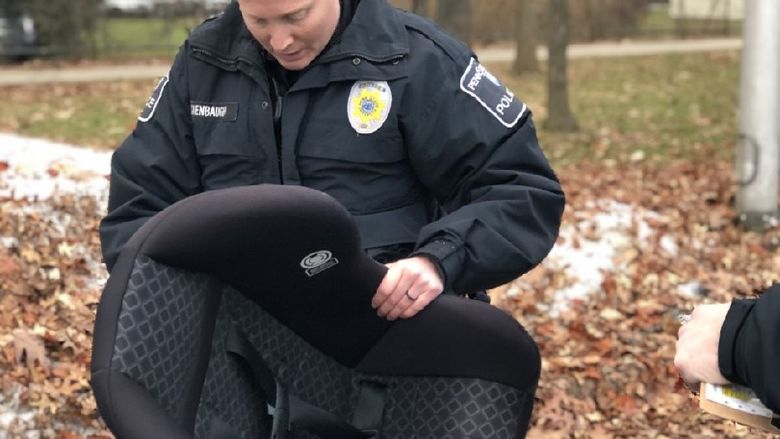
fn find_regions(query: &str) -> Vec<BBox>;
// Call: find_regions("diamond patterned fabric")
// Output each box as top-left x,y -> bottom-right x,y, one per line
198,288 -> 532,439
112,258 -> 532,439
111,255 -> 214,425
194,297 -> 268,439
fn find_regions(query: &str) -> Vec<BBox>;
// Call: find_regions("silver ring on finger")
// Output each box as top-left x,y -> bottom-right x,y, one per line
405,290 -> 418,301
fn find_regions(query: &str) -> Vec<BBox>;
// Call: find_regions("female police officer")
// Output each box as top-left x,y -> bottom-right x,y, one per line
99,0 -> 565,322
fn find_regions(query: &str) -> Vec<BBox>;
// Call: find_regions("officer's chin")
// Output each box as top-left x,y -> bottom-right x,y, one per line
276,53 -> 312,71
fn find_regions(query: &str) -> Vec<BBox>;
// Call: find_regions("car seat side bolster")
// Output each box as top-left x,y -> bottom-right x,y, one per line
92,248 -> 139,376
105,369 -> 193,439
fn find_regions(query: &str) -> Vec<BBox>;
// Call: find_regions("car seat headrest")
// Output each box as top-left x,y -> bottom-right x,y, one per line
123,184 -> 392,365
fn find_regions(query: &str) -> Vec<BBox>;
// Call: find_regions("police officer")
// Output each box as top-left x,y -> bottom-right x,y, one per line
100,0 -> 565,322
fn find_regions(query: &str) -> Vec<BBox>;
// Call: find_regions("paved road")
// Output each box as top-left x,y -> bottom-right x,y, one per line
0,37 -> 742,86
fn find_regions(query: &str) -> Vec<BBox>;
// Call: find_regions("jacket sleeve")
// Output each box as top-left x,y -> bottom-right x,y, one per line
402,53 -> 565,295
718,285 -> 780,413
99,44 -> 202,271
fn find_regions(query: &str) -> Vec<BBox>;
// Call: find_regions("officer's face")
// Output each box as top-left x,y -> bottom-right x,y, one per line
239,0 -> 340,71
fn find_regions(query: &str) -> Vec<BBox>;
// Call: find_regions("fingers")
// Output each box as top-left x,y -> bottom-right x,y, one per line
371,262 -> 401,310
398,288 -> 438,319
673,338 -> 694,384
673,303 -> 732,386
376,267 -> 421,320
372,262 -> 414,313
674,310 -> 698,384
371,256 -> 443,321
384,284 -> 432,320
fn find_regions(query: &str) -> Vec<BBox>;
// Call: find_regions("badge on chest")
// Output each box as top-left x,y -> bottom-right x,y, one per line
347,80 -> 392,134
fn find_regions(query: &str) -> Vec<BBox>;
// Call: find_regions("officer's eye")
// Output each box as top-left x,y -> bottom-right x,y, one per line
285,8 -> 309,23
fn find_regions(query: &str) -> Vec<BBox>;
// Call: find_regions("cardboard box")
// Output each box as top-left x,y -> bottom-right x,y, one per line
699,383 -> 780,433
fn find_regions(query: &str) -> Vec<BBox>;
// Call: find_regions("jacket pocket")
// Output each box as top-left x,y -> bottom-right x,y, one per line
193,119 -> 261,157
192,119 -> 268,189
354,201 -> 429,250
297,120 -> 405,164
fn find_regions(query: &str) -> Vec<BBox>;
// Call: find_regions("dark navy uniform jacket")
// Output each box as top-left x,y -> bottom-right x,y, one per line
719,286 -> 780,413
100,0 -> 565,296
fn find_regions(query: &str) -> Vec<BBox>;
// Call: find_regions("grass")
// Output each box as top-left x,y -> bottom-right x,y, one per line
639,4 -> 742,39
0,50 -> 742,166
0,80 -> 158,148
489,50 -> 741,165
641,5 -> 676,36
94,16 -> 205,58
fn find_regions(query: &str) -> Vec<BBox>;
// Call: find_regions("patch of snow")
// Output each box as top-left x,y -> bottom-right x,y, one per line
544,200 -> 666,315
0,386 -> 104,439
0,133 -> 111,204
660,234 -> 678,256
677,281 -> 704,299
0,387 -> 38,439
0,134 -> 111,433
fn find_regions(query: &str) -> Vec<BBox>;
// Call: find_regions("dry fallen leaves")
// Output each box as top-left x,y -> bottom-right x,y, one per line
500,160 -> 779,438
1,176 -> 108,436
2,157 -> 778,438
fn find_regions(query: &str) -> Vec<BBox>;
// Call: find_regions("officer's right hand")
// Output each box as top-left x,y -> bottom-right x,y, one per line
674,303 -> 731,386
371,256 -> 443,321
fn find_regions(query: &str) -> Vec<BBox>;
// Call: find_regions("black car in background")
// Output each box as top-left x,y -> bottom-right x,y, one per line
0,13 -> 38,61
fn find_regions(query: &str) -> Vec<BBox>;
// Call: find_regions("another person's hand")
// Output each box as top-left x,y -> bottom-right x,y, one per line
674,303 -> 732,387
372,256 -> 444,320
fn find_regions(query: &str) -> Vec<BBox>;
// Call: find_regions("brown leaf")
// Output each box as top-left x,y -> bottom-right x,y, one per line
614,394 -> 640,414
12,328 -> 51,371
0,256 -> 21,276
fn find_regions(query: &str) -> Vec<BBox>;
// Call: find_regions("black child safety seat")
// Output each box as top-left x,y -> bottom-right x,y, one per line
91,185 -> 541,439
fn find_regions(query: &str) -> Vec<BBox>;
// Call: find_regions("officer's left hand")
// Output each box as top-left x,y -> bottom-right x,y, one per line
674,303 -> 731,387
372,256 -> 443,320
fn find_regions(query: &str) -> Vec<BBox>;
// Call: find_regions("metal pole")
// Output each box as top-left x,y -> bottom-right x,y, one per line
735,0 -> 780,231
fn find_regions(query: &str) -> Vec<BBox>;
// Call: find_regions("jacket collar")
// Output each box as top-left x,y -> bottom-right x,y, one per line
188,2 -> 264,68
319,0 -> 409,64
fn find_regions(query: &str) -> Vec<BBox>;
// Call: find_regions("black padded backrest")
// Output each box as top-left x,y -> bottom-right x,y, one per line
124,184 -> 393,367
92,184 -> 541,439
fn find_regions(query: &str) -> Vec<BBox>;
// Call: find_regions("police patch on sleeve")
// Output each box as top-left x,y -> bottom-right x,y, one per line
460,58 -> 526,128
138,74 -> 169,123
347,81 -> 392,134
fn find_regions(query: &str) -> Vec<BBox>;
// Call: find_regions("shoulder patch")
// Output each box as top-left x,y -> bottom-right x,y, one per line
459,58 -> 526,128
138,74 -> 169,123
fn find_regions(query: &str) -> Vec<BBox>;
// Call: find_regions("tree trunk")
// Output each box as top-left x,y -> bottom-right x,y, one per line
545,0 -> 578,131
512,0 -> 538,73
436,0 -> 473,45
411,0 -> 429,16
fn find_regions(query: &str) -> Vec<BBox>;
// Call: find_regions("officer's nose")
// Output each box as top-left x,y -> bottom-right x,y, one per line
268,26 -> 294,53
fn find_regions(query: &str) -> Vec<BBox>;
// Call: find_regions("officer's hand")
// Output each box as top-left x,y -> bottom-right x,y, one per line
372,256 -> 443,321
674,303 -> 731,387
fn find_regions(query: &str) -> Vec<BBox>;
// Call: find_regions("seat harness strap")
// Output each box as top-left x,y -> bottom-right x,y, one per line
225,324 -> 373,439
351,380 -> 388,438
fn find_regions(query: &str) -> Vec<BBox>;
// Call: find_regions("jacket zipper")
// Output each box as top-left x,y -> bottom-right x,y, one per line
270,78 -> 284,183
